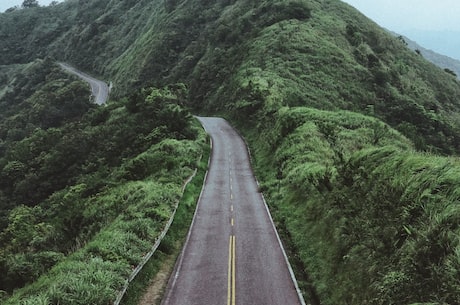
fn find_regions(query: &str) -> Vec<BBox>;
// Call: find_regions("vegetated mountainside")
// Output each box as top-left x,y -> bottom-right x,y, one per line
2,0 -> 460,153
0,0 -> 153,74
1,0 -> 460,304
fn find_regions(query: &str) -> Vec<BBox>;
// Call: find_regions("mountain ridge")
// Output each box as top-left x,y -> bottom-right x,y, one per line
404,29 -> 460,62
389,30 -> 460,79
1,0 -> 460,304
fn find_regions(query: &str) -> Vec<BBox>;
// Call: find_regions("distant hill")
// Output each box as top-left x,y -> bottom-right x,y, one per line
390,31 -> 460,79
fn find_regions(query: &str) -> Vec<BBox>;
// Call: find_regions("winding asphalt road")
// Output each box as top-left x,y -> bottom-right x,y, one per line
59,63 -> 109,105
161,117 -> 305,305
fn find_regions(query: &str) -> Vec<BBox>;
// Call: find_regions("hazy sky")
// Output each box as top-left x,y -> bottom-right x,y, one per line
341,0 -> 460,60
0,0 -> 59,12
341,0 -> 460,31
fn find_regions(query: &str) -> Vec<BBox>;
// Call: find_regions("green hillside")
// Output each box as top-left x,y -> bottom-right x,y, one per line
0,58 -> 206,304
1,0 -> 460,304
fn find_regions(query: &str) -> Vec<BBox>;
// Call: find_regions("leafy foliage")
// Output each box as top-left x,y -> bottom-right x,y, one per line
0,57 -> 204,301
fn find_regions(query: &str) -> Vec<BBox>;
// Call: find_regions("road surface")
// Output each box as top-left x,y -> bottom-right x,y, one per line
161,117 -> 305,305
59,63 -> 109,105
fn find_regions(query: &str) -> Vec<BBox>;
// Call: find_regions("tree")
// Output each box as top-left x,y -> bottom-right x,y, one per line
4,205 -> 37,251
444,68 -> 457,77
5,6 -> 19,13
21,0 -> 39,8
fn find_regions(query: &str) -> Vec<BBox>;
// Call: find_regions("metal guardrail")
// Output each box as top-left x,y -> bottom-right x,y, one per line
113,167 -> 198,305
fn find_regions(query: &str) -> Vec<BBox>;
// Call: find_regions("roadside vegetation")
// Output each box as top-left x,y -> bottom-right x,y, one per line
246,107 -> 460,304
0,61 -> 206,303
120,141 -> 210,305
1,0 -> 460,304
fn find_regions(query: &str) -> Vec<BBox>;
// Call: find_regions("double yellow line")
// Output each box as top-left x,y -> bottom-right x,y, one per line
227,235 -> 236,305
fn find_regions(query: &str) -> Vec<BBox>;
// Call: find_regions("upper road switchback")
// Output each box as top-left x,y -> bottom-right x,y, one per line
59,62 -> 109,105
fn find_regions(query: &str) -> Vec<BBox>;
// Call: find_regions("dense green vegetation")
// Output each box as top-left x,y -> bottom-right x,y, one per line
247,107 -> 460,304
0,60 -> 94,210
2,0 -> 460,153
2,0 -> 460,304
120,142 -> 210,305
0,60 -> 206,303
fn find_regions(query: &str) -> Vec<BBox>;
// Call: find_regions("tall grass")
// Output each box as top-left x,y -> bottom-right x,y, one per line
247,106 -> 460,305
121,134 -> 210,305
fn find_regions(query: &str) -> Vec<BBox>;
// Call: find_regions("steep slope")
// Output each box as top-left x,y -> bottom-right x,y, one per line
0,59 -> 204,298
100,0 -> 460,153
0,0 -> 163,76
403,34 -> 460,79
1,0 -> 460,304
2,0 -> 460,153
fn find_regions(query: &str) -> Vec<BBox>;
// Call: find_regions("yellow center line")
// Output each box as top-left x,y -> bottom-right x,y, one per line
227,235 -> 236,305
228,161 -> 236,305
232,236 -> 236,305
227,236 -> 232,305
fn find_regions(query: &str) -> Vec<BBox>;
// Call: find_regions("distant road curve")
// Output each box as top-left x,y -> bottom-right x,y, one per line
59,62 -> 109,105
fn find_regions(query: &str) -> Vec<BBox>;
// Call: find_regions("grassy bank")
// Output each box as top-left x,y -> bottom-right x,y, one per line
244,107 -> 460,305
120,132 -> 210,305
3,135 -> 207,304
